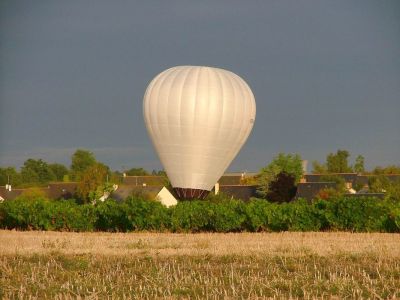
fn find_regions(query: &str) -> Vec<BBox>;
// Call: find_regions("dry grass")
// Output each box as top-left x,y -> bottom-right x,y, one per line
1,230 -> 400,299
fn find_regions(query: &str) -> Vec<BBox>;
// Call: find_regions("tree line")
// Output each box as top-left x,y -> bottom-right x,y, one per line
0,149 -> 165,203
0,149 -> 167,187
254,149 -> 400,203
1,148 -> 399,204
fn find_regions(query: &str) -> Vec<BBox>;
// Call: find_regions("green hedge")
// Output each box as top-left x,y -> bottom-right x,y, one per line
0,196 -> 399,232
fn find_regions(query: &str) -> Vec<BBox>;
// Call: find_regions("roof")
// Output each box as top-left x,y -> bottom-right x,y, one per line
218,185 -> 257,201
295,182 -> 337,201
121,176 -> 166,186
305,173 -> 358,183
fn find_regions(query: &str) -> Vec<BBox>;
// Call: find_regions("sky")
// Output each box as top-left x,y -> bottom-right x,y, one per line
0,1 -> 399,173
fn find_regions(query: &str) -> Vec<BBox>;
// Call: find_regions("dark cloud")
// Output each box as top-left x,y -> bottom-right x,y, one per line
1,0 -> 399,171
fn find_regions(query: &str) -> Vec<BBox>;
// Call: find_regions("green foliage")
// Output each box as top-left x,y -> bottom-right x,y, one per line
125,167 -> 149,176
368,175 -> 390,193
321,196 -> 396,232
312,161 -> 327,174
21,159 -> 56,185
170,199 -> 246,232
372,165 -> 400,175
385,181 -> 400,203
0,197 -> 95,231
368,176 -> 400,204
48,163 -> 69,181
95,199 -> 128,231
70,149 -> 97,180
209,200 -> 246,232
0,196 -> 52,230
243,199 -> 270,231
19,187 -> 48,200
266,172 -> 297,203
326,149 -> 352,173
393,207 -> 400,230
319,175 -> 346,193
123,196 -> 170,231
285,199 -> 327,231
50,200 -> 97,231
77,163 -> 110,203
170,201 -> 213,232
354,155 -> 365,174
1,195 -> 399,233
244,199 -> 327,232
257,153 -> 303,198
312,150 -> 364,174
0,167 -> 22,187
152,169 -> 167,176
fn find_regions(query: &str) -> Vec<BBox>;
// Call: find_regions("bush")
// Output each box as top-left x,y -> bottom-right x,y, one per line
95,199 -> 127,231
50,200 -> 96,232
0,197 -> 53,230
243,199 -> 271,231
322,196 -> 394,232
209,200 -> 246,232
0,197 -> 96,231
123,196 -> 170,231
285,199 -> 326,231
0,195 -> 399,233
170,201 -> 214,232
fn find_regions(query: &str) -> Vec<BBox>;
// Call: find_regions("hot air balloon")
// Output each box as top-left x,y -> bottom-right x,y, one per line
143,66 -> 256,199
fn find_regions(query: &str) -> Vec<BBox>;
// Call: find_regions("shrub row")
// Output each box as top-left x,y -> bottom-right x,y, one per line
0,196 -> 399,232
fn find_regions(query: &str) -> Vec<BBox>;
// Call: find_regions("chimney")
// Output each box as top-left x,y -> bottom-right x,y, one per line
302,160 -> 308,174
214,183 -> 220,195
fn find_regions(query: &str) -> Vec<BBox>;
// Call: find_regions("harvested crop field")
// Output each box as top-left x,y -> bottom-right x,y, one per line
1,230 -> 400,299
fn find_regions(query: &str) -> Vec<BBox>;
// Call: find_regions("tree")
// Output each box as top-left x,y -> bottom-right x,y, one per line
125,167 -> 148,176
368,175 -> 390,193
313,150 -> 367,174
48,163 -> 69,181
70,149 -> 97,180
326,149 -> 352,173
77,163 -> 109,203
368,175 -> 400,202
257,153 -> 303,198
312,161 -> 327,174
151,169 -> 167,176
0,167 -> 22,187
266,172 -> 297,203
319,175 -> 346,193
20,159 -> 56,185
353,155 -> 365,174
372,165 -> 400,175
20,166 -> 39,184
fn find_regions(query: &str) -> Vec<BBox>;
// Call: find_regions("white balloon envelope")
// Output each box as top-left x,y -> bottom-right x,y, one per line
143,66 -> 256,199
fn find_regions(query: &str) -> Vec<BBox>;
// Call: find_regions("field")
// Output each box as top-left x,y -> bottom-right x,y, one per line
1,231 -> 400,299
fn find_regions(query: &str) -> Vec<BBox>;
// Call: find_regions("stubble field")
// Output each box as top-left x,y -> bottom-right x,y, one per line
0,230 -> 399,299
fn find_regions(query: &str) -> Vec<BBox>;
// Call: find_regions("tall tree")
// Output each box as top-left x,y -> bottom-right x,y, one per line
312,161 -> 327,174
77,163 -> 109,203
0,167 -> 22,187
353,155 -> 365,174
266,172 -> 297,203
20,159 -> 56,184
326,149 -> 352,173
48,163 -> 69,181
257,153 -> 303,198
70,149 -> 96,180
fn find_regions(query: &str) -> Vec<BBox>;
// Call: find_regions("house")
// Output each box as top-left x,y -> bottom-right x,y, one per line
295,182 -> 337,201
